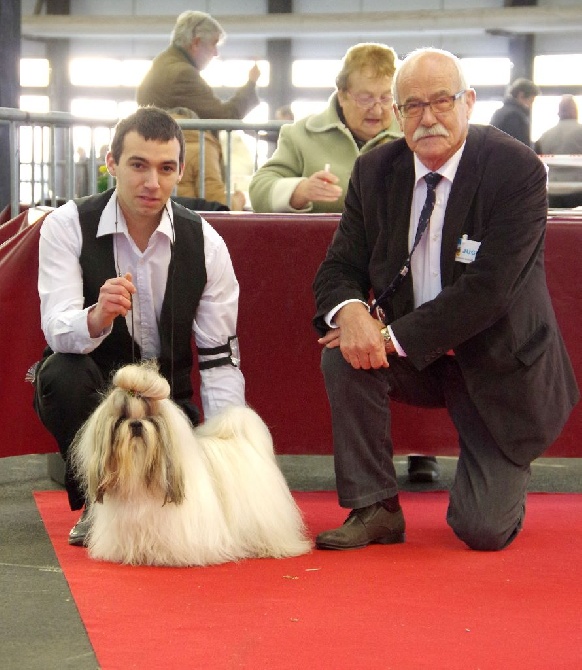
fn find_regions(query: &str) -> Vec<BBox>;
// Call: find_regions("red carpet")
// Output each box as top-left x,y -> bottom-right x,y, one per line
35,490 -> 582,669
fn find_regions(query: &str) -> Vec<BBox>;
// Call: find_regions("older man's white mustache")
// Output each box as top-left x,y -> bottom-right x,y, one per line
413,124 -> 449,141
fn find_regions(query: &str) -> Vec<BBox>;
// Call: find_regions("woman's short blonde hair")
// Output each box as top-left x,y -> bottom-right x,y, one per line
336,43 -> 398,91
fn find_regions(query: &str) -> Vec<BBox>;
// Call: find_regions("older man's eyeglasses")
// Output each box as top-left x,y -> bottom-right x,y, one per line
347,92 -> 394,109
397,90 -> 467,118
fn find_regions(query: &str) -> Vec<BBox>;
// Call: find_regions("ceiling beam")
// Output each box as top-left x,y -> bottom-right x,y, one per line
21,7 -> 582,41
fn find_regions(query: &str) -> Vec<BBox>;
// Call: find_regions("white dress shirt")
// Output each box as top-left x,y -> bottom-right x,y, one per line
38,193 -> 245,417
410,148 -> 464,308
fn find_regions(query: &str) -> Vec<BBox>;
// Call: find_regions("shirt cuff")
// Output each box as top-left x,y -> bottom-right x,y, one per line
388,325 -> 406,357
324,299 -> 370,328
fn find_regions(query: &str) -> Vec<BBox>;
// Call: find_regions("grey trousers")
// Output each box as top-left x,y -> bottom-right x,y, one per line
321,347 -> 530,551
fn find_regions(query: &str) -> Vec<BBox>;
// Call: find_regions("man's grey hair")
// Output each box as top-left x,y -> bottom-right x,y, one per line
393,48 -> 469,105
171,11 -> 225,49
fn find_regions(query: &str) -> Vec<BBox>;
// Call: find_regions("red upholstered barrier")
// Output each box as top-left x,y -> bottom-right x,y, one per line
0,215 -> 52,456
0,210 -> 29,245
0,210 -> 580,458
0,205 -> 13,225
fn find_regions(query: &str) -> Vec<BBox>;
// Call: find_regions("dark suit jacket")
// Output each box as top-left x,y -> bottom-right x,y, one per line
313,124 -> 579,464
490,97 -> 532,147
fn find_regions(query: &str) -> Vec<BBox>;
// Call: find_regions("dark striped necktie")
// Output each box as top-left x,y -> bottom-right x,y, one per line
412,172 -> 443,252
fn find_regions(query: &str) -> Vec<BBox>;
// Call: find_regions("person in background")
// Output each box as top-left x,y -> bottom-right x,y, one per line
275,105 -> 294,122
32,107 -> 245,546
534,94 -> 582,208
265,105 -> 295,157
137,10 -> 260,121
249,42 -> 402,215
489,78 -> 540,147
220,129 -> 256,206
312,48 -> 578,553
74,147 -> 89,198
168,107 -> 246,210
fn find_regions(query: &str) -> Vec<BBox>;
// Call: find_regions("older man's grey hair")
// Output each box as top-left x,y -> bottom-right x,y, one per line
393,48 -> 469,105
171,11 -> 225,49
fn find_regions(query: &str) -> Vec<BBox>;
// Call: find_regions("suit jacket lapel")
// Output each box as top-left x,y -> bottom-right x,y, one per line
441,127 -> 482,287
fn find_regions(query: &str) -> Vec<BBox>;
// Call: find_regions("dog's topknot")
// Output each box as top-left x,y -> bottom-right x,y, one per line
112,361 -> 170,401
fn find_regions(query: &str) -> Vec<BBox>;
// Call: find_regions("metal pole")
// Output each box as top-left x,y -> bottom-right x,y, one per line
8,120 -> 19,216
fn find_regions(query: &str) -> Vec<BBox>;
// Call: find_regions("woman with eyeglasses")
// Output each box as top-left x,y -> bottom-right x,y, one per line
250,43 -> 402,214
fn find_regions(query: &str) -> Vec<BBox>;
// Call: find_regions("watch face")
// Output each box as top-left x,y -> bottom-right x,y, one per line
228,336 -> 240,367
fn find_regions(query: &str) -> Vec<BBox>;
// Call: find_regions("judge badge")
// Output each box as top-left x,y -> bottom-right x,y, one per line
456,234 -> 481,264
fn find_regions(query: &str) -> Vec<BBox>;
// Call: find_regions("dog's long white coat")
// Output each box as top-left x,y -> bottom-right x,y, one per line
74,386 -> 311,566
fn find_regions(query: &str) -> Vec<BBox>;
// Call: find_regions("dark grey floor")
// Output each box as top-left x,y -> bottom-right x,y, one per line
1,453 -> 581,670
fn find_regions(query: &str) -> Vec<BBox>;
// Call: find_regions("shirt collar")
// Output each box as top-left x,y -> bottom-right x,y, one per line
413,141 -> 466,187
96,191 -> 175,241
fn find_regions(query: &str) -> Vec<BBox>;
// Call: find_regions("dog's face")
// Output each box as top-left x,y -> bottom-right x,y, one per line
87,387 -> 186,506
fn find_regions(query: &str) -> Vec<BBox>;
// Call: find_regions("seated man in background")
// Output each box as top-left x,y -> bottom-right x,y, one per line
32,107 -> 245,546
249,42 -> 402,215
534,94 -> 582,208
313,48 -> 578,552
168,107 -> 246,210
489,78 -> 539,147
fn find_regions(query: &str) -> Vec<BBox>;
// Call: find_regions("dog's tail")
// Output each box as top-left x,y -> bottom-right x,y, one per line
195,405 -> 313,558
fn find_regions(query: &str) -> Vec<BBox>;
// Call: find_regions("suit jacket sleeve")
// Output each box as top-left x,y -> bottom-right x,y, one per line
312,154 -> 377,333
174,66 -> 259,120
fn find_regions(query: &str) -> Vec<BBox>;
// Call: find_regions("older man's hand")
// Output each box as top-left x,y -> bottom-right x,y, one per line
319,302 -> 389,370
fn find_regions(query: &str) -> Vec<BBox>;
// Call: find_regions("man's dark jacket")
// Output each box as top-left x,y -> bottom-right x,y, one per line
313,124 -> 579,464
490,96 -> 532,146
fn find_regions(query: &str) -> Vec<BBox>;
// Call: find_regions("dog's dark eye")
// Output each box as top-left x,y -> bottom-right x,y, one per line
111,416 -> 124,444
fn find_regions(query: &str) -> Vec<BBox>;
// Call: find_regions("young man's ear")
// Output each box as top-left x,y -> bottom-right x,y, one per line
105,152 -> 117,177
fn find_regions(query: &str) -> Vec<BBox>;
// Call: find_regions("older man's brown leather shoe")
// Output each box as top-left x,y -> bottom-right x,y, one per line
316,502 -> 405,550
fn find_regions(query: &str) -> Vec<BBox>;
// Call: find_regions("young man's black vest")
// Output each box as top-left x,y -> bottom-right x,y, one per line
76,189 -> 207,401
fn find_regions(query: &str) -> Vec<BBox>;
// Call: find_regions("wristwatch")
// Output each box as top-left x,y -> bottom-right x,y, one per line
380,326 -> 392,347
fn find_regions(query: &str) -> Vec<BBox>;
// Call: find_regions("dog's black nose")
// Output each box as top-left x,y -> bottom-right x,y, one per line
130,421 -> 143,438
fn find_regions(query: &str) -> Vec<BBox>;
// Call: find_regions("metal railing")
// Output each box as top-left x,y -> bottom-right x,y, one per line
0,107 -> 285,214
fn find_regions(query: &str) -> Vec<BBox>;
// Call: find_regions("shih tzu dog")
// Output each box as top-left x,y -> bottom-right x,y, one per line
70,361 -> 311,566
